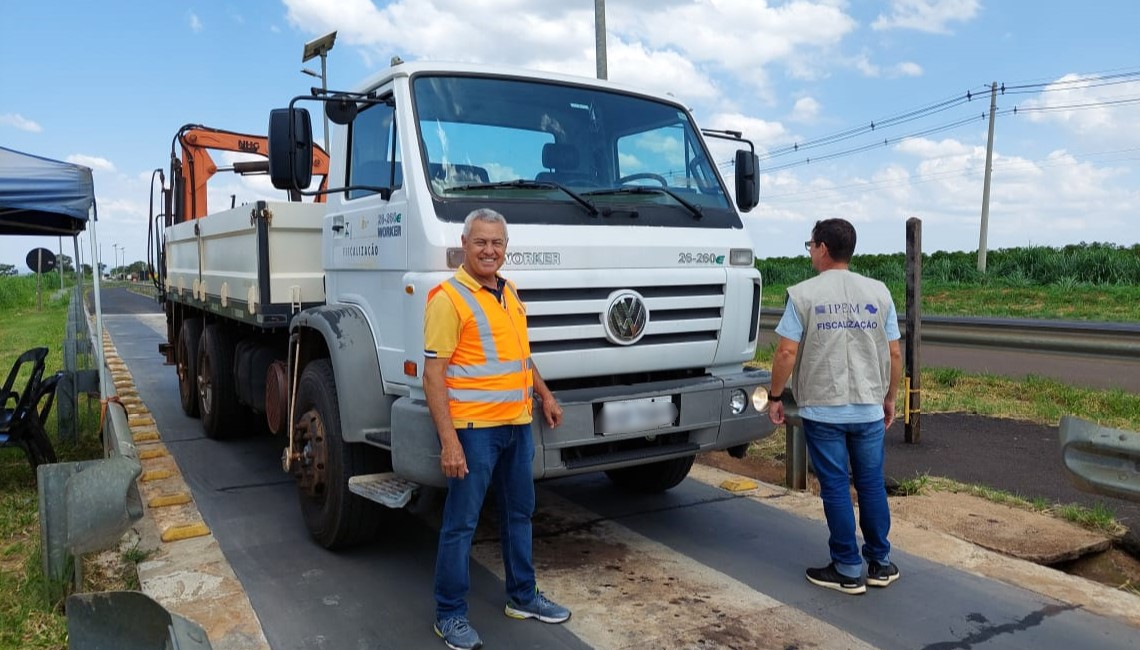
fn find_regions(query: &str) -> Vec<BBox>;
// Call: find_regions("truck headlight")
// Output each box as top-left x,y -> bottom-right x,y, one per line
751,386 -> 769,411
729,248 -> 754,266
730,389 -> 747,414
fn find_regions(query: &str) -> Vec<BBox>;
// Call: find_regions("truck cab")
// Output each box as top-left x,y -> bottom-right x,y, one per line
162,60 -> 775,549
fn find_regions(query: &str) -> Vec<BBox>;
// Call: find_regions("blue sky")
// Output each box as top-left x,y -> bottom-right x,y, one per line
3,0 -> 1140,272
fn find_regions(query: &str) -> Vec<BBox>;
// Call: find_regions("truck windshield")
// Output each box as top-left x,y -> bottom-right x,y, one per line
412,74 -> 741,229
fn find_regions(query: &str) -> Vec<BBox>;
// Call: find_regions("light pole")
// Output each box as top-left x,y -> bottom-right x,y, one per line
112,244 -> 120,278
595,0 -> 608,80
301,31 -> 337,152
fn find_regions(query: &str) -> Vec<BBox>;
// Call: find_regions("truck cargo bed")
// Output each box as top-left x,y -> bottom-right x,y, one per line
164,200 -> 325,327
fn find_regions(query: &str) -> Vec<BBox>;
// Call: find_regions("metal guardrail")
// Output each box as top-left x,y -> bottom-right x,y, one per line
1060,416 -> 1140,502
39,344 -> 143,597
67,591 -> 212,650
37,287 -> 213,649
759,309 -> 1140,358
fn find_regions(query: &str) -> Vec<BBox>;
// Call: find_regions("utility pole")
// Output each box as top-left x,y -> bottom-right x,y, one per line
594,0 -> 608,80
977,81 -> 998,273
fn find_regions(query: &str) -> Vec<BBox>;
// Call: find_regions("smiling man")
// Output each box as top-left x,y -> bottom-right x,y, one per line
423,208 -> 570,650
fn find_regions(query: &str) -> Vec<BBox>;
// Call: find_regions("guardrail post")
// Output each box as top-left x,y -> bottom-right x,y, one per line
783,393 -> 808,491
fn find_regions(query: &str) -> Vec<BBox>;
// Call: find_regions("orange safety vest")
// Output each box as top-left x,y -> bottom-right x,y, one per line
429,277 -> 534,427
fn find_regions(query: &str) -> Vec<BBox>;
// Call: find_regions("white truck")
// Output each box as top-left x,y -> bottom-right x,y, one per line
156,61 -> 776,548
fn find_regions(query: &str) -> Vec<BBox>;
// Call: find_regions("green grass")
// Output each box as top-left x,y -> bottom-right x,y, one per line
759,242 -> 1140,321
0,276 -> 104,650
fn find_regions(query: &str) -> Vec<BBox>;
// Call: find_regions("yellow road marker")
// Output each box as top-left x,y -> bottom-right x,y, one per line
148,493 -> 193,508
161,522 -> 210,542
720,478 -> 759,492
140,469 -> 174,482
139,448 -> 168,460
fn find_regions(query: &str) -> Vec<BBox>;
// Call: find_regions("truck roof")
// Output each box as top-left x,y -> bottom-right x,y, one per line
352,60 -> 689,111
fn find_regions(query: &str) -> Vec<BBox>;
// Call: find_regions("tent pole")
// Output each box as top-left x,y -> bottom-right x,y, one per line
87,206 -> 106,398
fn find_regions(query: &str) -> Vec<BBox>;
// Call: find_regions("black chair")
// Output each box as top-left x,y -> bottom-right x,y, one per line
535,142 -> 595,186
0,347 -> 60,473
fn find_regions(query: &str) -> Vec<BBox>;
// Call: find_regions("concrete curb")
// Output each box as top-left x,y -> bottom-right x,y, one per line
102,331 -> 270,650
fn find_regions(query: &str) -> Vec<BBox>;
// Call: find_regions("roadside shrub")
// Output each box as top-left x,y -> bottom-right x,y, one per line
756,243 -> 1139,287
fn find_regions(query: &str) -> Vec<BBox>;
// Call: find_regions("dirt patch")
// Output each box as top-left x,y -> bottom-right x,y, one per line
889,492 -> 1111,563
695,451 -> 1140,592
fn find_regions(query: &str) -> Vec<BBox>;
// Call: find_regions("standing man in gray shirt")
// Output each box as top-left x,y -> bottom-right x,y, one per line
768,218 -> 903,595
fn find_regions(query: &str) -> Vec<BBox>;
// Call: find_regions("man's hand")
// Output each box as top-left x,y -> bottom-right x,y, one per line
439,437 -> 469,479
768,400 -> 785,425
883,399 -> 897,430
542,397 -> 564,429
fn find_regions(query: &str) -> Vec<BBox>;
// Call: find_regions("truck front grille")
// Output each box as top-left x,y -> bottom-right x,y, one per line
519,282 -> 725,354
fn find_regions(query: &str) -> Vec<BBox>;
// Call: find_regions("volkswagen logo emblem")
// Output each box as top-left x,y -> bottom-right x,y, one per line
603,290 -> 649,345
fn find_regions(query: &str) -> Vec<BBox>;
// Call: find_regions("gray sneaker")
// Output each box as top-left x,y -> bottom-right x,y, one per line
433,616 -> 483,650
504,590 -> 571,623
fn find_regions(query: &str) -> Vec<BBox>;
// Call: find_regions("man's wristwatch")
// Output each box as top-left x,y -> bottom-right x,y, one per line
767,390 -> 784,402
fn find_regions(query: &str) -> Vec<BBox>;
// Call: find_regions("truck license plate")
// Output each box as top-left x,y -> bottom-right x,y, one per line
596,396 -> 678,435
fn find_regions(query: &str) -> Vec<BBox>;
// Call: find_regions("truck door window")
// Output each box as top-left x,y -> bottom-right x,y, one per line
347,100 -> 401,200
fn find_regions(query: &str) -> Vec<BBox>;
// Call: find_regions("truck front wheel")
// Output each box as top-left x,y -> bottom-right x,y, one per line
292,359 -> 383,549
176,318 -> 202,417
605,455 -> 696,493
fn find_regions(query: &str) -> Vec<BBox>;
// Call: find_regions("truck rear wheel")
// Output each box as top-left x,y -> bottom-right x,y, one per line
197,324 -> 239,438
176,318 -> 203,417
292,359 -> 383,549
605,455 -> 696,493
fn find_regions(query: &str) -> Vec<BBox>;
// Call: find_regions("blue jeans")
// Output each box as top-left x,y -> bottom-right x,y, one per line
434,424 -> 536,620
802,418 -> 892,577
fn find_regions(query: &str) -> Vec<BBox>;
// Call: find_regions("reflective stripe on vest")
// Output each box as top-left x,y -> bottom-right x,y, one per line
434,276 -> 533,422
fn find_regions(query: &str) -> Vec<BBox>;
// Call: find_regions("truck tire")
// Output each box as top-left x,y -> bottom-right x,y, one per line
176,318 -> 203,417
293,359 -> 383,549
197,324 -> 239,438
605,455 -> 696,493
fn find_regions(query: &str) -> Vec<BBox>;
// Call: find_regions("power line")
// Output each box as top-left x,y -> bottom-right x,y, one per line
716,83 -> 1140,175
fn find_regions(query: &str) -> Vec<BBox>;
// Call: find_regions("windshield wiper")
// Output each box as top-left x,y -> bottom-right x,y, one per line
584,186 -> 703,220
444,179 -> 599,217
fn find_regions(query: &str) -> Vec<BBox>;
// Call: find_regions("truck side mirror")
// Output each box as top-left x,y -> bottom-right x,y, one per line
268,108 -> 314,190
735,149 -> 760,212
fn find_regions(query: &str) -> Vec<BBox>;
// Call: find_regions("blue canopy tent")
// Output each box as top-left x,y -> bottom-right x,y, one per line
0,146 -> 107,441
0,146 -> 94,237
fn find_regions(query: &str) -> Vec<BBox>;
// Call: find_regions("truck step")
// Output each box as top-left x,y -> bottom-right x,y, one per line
348,473 -> 419,509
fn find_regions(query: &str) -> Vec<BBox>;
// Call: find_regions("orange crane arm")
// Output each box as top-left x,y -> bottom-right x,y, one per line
177,127 -> 330,221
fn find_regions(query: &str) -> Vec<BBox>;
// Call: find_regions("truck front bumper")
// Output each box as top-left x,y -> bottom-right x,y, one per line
390,367 -> 776,487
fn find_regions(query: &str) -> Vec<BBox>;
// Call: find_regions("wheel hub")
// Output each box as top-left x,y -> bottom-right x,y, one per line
293,408 -> 328,498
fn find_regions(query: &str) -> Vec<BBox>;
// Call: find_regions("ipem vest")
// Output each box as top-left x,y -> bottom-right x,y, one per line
430,277 -> 534,427
786,269 -> 893,407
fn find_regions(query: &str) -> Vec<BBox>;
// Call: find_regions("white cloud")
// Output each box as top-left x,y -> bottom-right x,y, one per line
895,137 -> 973,159
1018,73 -> 1140,147
790,97 -> 821,123
872,0 -> 980,34
66,154 -> 115,172
189,11 -> 203,33
705,112 -> 788,150
0,113 -> 43,133
893,61 -> 923,77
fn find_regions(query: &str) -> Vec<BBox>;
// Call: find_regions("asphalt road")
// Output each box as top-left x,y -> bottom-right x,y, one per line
96,287 -> 1139,649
